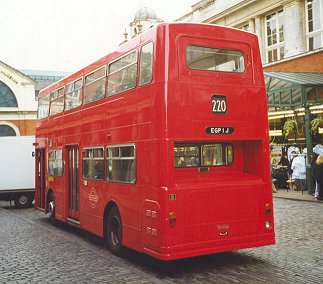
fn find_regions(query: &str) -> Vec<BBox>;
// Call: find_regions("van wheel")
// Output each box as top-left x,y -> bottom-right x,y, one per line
14,193 -> 33,208
106,206 -> 123,256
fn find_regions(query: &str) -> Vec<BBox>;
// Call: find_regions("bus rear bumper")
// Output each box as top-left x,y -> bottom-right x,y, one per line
143,233 -> 275,261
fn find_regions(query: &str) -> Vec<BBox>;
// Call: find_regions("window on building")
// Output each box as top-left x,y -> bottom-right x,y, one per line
0,125 -> 16,136
50,88 -> 64,116
84,67 -> 106,104
265,10 -> 285,63
82,147 -> 104,180
107,51 -> 138,96
0,81 -> 18,107
48,149 -> 63,176
240,23 -> 250,32
65,78 -> 82,110
106,145 -> 136,183
306,0 -> 323,51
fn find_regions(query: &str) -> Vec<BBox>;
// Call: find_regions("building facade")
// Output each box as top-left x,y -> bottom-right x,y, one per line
0,60 -> 68,137
0,60 -> 37,136
177,0 -> 323,71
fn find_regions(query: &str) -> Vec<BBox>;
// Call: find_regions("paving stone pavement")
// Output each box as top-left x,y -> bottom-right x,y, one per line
0,198 -> 322,284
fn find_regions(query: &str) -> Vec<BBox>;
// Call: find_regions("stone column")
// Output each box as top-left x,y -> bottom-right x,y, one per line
254,16 -> 264,63
283,0 -> 306,57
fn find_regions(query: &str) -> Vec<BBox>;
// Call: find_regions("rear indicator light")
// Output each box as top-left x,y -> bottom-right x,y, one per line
265,203 -> 272,214
169,212 -> 176,226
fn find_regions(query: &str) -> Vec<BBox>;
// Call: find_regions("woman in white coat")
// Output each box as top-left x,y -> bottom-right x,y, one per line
291,150 -> 307,192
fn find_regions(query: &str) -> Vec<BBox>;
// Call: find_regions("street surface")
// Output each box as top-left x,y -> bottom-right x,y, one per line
0,198 -> 322,284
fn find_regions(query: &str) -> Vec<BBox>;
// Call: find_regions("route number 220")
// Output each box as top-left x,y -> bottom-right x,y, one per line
212,96 -> 227,114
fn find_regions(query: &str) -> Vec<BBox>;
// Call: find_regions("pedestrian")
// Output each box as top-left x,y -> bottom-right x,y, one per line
291,150 -> 306,192
278,153 -> 289,167
313,155 -> 323,201
276,153 -> 289,189
311,151 -> 319,198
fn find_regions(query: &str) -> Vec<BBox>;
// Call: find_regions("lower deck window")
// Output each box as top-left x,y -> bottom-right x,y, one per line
48,149 -> 63,176
107,145 -> 136,183
174,143 -> 233,168
82,148 -> 104,180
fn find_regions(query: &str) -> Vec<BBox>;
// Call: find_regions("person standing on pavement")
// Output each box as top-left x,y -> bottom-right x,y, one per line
313,155 -> 323,201
311,152 -> 319,198
291,150 -> 307,192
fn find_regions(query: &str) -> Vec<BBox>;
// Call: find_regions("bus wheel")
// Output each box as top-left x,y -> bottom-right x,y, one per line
48,194 -> 57,225
107,206 -> 123,256
14,193 -> 33,209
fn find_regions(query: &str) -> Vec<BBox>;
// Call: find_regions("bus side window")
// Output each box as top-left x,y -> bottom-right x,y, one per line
108,51 -> 138,96
82,147 -> 104,180
38,93 -> 50,119
106,145 -> 136,183
65,78 -> 82,110
139,42 -> 153,86
50,88 -> 65,116
83,67 -> 106,104
48,149 -> 63,176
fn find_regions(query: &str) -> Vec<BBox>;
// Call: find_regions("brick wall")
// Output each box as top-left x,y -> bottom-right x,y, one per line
264,51 -> 323,73
9,120 -> 36,136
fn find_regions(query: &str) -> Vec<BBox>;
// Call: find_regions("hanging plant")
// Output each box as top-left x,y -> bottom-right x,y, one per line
283,118 -> 296,137
310,117 -> 323,134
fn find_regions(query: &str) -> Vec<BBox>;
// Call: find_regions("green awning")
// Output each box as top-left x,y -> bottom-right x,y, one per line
265,71 -> 323,109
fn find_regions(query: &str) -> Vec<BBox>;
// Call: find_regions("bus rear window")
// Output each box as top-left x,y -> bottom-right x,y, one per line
186,46 -> 245,73
174,143 -> 233,168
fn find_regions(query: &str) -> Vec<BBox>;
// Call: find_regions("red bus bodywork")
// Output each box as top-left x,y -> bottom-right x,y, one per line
35,23 -> 275,260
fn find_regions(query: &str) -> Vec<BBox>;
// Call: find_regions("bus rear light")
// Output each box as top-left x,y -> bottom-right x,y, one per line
169,212 -> 176,226
265,221 -> 272,229
265,203 -> 272,215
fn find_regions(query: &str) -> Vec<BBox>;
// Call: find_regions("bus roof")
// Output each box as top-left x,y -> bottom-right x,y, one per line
38,22 -> 258,98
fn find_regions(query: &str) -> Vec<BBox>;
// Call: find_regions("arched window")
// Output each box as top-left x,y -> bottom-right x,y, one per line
0,81 -> 18,107
0,125 -> 16,136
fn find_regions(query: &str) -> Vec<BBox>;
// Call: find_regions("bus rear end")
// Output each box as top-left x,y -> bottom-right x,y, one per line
151,24 -> 275,260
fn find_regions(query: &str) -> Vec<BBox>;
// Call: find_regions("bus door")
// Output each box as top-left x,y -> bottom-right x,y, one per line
67,145 -> 80,221
35,148 -> 46,209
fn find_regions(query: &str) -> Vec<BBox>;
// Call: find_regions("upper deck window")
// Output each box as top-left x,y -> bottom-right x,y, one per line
50,88 -> 64,116
84,67 -> 106,104
65,78 -> 82,110
108,51 -> 138,96
186,46 -> 245,73
38,93 -> 50,119
139,42 -> 153,86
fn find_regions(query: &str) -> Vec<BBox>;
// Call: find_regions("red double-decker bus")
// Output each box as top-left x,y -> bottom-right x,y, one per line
35,23 -> 275,260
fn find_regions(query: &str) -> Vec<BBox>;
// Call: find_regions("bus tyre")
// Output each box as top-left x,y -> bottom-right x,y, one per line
107,206 -> 123,256
14,193 -> 33,209
48,195 -> 57,225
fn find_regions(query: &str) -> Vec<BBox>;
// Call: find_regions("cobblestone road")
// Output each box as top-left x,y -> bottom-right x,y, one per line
0,198 -> 322,284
